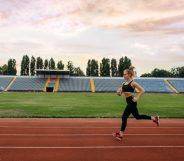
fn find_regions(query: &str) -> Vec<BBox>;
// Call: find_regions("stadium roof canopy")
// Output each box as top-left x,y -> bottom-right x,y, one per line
36,69 -> 70,78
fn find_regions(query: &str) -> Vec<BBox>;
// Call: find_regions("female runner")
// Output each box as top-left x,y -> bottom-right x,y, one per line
113,66 -> 160,141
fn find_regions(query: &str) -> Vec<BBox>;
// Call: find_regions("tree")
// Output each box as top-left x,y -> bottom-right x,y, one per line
36,57 -> 43,69
171,67 -> 184,78
118,57 -> 124,76
140,73 -> 152,77
178,66 -> 184,77
0,66 -> 2,75
73,67 -> 85,76
151,68 -> 172,77
111,58 -> 118,77
44,59 -> 49,69
49,58 -> 55,69
141,67 -> 184,78
171,67 -> 179,77
86,60 -> 91,76
118,56 -> 131,76
20,55 -> 30,76
124,56 -> 131,69
67,61 -> 75,75
7,59 -> 17,75
90,59 -> 99,76
67,61 -> 84,76
30,56 -> 36,76
100,58 -> 110,76
1,64 -> 8,75
57,60 -> 64,70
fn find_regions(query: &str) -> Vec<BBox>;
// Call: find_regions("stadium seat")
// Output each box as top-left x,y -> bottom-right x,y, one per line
94,78 -> 124,92
8,77 -> 46,92
0,76 -> 183,93
0,76 -> 13,91
58,77 -> 91,92
134,78 -> 173,93
168,79 -> 184,93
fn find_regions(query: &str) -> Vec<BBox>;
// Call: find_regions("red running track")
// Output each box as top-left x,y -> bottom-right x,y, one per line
0,118 -> 183,161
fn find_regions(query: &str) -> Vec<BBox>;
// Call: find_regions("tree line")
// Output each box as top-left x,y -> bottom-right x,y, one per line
0,55 -> 184,77
86,57 -> 131,77
141,67 -> 184,78
19,55 -> 85,76
0,59 -> 17,75
0,55 -> 132,77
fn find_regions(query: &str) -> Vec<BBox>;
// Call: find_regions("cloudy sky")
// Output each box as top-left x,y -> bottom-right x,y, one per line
0,0 -> 184,75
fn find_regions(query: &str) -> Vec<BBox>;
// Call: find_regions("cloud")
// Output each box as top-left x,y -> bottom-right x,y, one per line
123,14 -> 184,34
1,0 -> 184,33
0,0 -> 184,75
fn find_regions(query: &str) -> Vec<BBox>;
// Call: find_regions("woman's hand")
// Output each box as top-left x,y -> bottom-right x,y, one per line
131,82 -> 145,101
116,88 -> 122,96
132,96 -> 139,102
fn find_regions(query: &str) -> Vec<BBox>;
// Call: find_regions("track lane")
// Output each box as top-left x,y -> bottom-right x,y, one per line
0,118 -> 183,161
0,135 -> 183,147
0,126 -> 184,134
0,118 -> 183,127
0,147 -> 183,161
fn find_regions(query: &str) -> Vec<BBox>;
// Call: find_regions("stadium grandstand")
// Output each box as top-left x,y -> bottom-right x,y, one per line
0,69 -> 184,93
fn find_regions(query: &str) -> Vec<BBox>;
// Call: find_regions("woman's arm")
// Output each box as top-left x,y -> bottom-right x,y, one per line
116,87 -> 123,96
131,82 -> 145,102
116,82 -> 125,96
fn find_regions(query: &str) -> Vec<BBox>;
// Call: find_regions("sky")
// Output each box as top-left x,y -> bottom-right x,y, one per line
0,0 -> 184,76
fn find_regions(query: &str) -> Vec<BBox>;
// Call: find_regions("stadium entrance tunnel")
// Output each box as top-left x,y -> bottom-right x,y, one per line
46,87 -> 54,92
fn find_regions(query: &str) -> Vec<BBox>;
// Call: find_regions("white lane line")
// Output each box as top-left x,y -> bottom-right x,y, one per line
0,146 -> 183,149
0,134 -> 183,136
0,126 -> 183,129
0,119 -> 180,122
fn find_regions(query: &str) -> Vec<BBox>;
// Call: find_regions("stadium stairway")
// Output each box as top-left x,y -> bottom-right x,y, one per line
90,79 -> 95,93
168,79 -> 184,93
43,77 -> 50,92
164,79 -> 179,94
54,78 -> 60,92
43,78 -> 60,92
0,76 -> 15,91
4,77 -> 17,91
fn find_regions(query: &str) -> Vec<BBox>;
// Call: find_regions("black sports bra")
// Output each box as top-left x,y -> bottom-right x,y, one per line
122,80 -> 135,92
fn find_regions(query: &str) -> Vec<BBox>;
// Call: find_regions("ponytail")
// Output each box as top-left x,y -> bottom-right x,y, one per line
124,66 -> 136,78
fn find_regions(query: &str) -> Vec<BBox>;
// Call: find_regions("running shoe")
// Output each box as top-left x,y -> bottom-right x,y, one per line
153,116 -> 160,126
112,132 -> 123,141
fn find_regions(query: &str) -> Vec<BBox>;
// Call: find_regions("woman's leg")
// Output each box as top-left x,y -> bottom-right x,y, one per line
121,105 -> 131,133
113,105 -> 131,140
131,105 -> 160,126
131,104 -> 151,120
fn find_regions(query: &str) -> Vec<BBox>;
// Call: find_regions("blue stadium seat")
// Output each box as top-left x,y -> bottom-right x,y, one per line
8,77 -> 46,92
168,79 -> 184,93
0,76 -> 183,93
0,76 -> 13,91
94,78 -> 123,92
58,77 -> 91,92
134,79 -> 173,93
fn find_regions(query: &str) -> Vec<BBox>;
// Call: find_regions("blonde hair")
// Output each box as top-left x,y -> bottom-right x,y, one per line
124,66 -> 136,78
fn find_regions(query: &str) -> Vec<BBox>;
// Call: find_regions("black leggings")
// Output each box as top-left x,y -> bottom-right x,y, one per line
121,96 -> 151,131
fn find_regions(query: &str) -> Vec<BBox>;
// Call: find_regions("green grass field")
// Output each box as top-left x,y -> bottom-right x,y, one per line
0,92 -> 183,118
